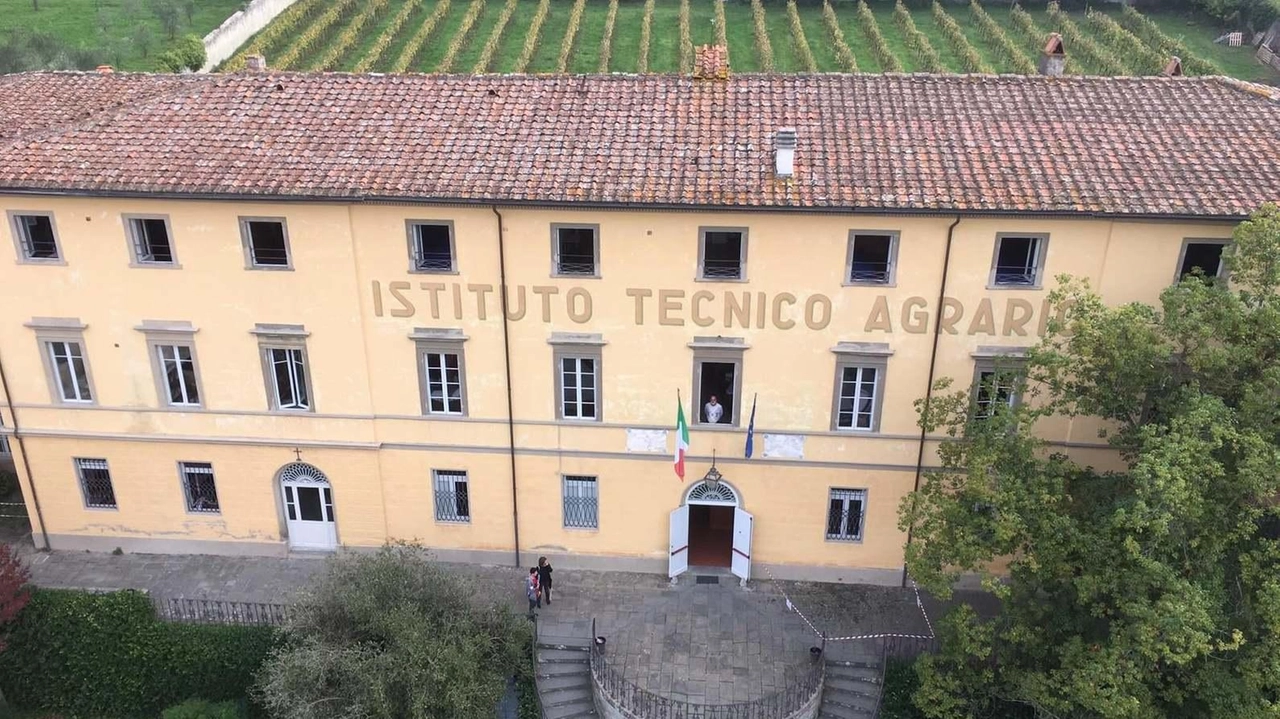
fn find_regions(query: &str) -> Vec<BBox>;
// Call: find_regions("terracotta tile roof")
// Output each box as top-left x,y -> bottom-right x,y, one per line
2,70 -> 1280,217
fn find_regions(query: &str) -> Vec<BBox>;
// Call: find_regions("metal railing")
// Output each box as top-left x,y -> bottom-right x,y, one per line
156,596 -> 293,626
590,624 -> 825,719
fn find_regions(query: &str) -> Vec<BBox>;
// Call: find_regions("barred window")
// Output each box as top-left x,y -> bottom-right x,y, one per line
410,222 -> 455,272
560,356 -> 597,420
991,235 -> 1046,287
242,219 -> 290,268
76,458 -> 117,509
826,488 -> 865,541
553,225 -> 598,276
47,341 -> 93,402
836,365 -> 878,430
158,344 -> 200,406
433,470 -> 470,523
562,475 -> 598,529
424,352 -> 464,414
699,228 -> 747,280
268,347 -> 310,410
180,462 -> 219,513
847,233 -> 896,284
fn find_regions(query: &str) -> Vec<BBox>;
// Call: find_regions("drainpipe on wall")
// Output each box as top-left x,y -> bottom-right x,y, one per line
492,206 -> 522,569
0,346 -> 50,550
902,215 -> 962,588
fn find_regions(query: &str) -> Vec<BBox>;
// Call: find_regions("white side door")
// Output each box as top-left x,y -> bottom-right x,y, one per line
669,505 -> 690,578
283,482 -> 337,550
731,507 -> 754,581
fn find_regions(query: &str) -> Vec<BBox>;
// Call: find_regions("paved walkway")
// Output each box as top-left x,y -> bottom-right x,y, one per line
9,538 -> 988,704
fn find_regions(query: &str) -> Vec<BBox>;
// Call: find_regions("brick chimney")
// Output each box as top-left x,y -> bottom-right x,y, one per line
246,54 -> 267,72
95,65 -> 114,74
693,45 -> 729,80
1038,33 -> 1066,77
1163,56 -> 1184,76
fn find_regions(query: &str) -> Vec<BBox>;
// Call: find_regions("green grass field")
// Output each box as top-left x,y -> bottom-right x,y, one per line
218,0 -> 1273,82
0,0 -> 245,70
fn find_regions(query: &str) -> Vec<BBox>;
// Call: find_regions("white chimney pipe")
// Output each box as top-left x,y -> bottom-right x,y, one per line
776,128 -> 796,178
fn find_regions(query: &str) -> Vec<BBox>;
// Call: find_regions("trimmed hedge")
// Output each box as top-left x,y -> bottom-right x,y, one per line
0,589 -> 279,718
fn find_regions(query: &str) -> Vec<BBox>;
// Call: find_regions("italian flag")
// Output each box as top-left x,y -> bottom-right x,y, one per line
674,399 -> 690,480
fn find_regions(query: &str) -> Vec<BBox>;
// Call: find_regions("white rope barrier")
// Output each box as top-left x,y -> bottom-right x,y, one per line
763,566 -> 937,644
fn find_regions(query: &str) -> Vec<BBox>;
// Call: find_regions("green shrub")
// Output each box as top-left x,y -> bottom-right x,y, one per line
880,658 -> 926,719
0,589 -> 279,718
155,33 -> 205,72
162,699 -> 245,719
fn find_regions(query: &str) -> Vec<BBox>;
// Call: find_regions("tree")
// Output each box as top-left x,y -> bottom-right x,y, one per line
155,33 -> 204,72
150,0 -> 182,40
0,544 -> 31,653
254,545 -> 530,719
899,204 -> 1280,719
131,23 -> 154,59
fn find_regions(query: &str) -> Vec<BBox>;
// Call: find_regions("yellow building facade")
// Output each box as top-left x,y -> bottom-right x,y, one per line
0,196 -> 1235,584
0,67 -> 1273,585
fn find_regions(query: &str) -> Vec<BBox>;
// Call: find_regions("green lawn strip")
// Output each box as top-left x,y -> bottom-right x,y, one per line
445,0 -> 496,71
489,0 -> 535,72
689,0 -> 716,48
722,0 -> 762,71
763,2 -> 802,71
960,4 -> 1031,74
608,0 -> 647,71
647,2 -> 681,72
1144,9 -> 1273,81
869,6 -> 919,72
528,0 -> 575,71
570,0 -> 610,72
415,0 -> 473,70
372,0 -> 435,71
989,6 -> 1060,73
343,0 -> 416,70
1,0 -> 243,70
799,6 -> 843,71
835,2 -> 882,71
913,7 -> 965,72
308,1 -> 389,71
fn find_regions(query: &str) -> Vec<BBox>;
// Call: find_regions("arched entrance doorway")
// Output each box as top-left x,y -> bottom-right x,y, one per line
669,476 -> 754,582
277,462 -> 337,550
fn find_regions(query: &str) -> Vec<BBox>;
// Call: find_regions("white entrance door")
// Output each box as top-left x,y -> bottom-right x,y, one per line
731,507 -> 753,581
283,482 -> 337,550
669,505 -> 690,578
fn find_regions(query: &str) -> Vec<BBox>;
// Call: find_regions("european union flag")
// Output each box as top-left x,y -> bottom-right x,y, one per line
744,394 -> 757,458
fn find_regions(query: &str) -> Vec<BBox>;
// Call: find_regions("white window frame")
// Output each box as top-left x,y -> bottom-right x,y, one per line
556,353 -> 601,421
75,457 -> 117,510
972,359 -> 1024,419
844,231 -> 899,286
562,475 -> 599,529
432,469 -> 471,523
551,223 -> 601,277
8,211 -> 63,263
253,325 -> 313,412
179,461 -> 220,514
48,341 -> 94,403
697,227 -> 748,281
989,233 -> 1049,289
407,220 -> 457,273
124,214 -> 178,267
413,329 -> 468,417
1174,238 -> 1230,282
691,338 -> 746,427
239,216 -> 293,270
157,344 -> 201,406
826,488 -> 866,542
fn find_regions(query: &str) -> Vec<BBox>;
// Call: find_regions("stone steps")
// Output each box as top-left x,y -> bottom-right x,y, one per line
535,623 -> 598,719
819,658 -> 883,719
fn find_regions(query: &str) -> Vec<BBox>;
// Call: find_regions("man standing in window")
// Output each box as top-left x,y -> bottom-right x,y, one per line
704,395 -> 723,424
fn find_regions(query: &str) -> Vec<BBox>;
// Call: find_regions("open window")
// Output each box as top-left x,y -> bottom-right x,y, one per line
1176,240 -> 1228,282
240,218 -> 291,268
991,234 -> 1047,287
409,222 -> 456,272
553,224 -> 599,276
126,216 -> 176,265
846,232 -> 897,285
972,358 -> 1024,419
698,228 -> 747,280
691,339 -> 745,426
9,212 -> 60,262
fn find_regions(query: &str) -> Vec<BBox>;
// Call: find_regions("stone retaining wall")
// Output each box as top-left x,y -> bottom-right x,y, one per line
200,0 -> 298,72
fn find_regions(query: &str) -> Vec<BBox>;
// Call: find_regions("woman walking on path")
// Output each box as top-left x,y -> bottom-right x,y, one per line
537,556 -> 553,607
526,567 -> 540,618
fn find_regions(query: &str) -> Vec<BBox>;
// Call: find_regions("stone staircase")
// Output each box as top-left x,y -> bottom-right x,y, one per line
534,617 -> 598,719
818,656 -> 884,718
